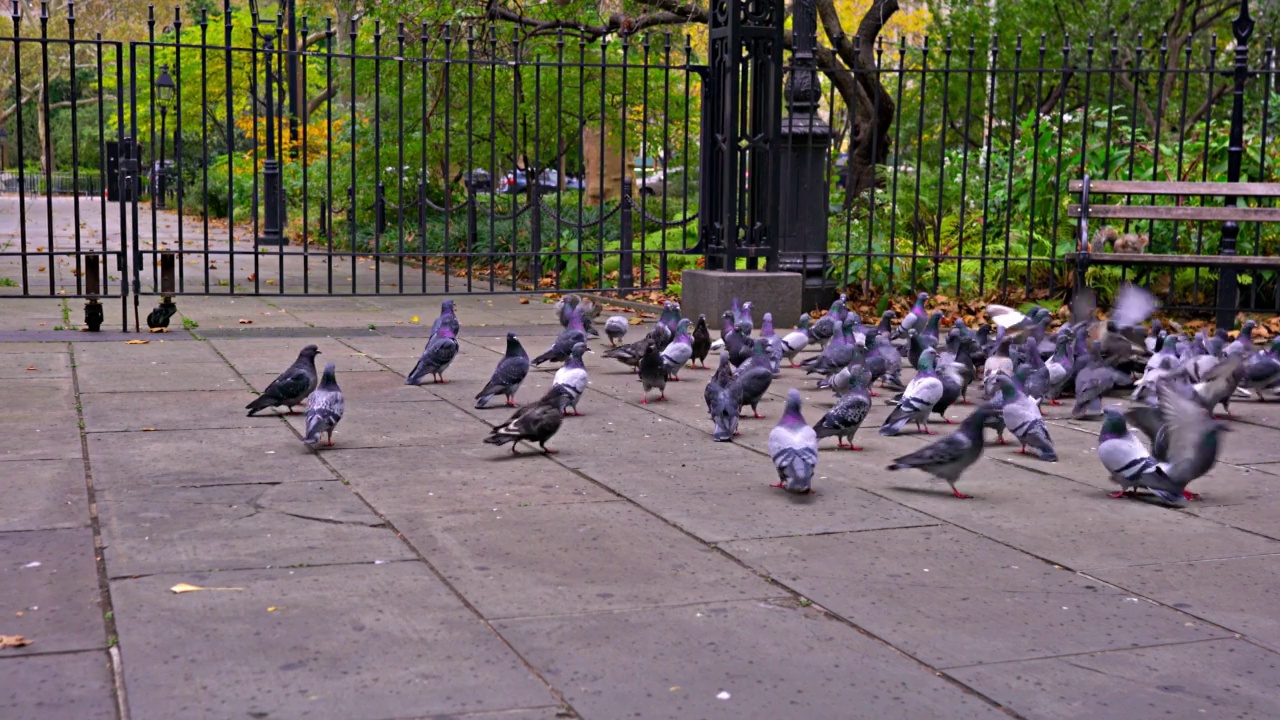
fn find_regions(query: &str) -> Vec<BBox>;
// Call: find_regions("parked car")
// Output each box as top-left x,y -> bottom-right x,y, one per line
637,166 -> 689,198
462,168 -> 493,193
497,169 -> 584,194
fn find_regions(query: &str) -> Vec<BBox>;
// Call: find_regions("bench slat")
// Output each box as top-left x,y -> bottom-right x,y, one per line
1068,180 -> 1280,197
1062,252 -> 1280,268
1067,204 -> 1280,222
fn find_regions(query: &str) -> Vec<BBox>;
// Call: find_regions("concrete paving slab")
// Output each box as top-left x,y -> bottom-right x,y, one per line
80,390 -> 256,432
0,414 -> 84,462
392,501 -> 780,619
854,460 -> 1280,571
721,525 -> 1226,668
86,427 -> 335,488
71,337 -> 219,365
0,351 -> 71,379
1188,497 -> 1280,540
0,459 -> 88,532
75,361 -> 245,393
276,398 -> 489,449
257,367 -> 443,404
0,377 -> 75,417
110,563 -> 554,720
0,651 -> 116,720
97,481 -> 413,576
0,341 -> 70,354
337,335 -> 436,362
0,528 -> 105,656
497,600 -> 1007,720
1092,555 -> 1280,651
324,445 -> 615,513
210,337 -> 385,374
947,638 -> 1280,720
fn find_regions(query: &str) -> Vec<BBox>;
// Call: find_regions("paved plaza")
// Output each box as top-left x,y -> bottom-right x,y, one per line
3,204 -> 1280,720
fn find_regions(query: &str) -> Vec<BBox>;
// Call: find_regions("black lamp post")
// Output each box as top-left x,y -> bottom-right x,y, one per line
249,0 -> 289,246
154,64 -> 175,209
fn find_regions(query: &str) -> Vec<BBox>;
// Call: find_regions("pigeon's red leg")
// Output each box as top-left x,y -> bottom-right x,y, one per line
848,444 -> 864,451
542,447 -> 559,455
996,435 -> 1008,445
753,411 -> 765,419
658,392 -> 667,402
770,482 -> 786,489
837,439 -> 849,449
1017,445 -> 1027,454
1183,490 -> 1202,501
506,398 -> 517,407
951,487 -> 973,499
1108,490 -> 1128,499
572,409 -> 583,416
870,391 -> 879,397
640,396 -> 649,405
944,417 -> 955,424
1049,399 -> 1061,406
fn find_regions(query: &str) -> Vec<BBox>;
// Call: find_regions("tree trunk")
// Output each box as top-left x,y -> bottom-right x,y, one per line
815,0 -> 897,205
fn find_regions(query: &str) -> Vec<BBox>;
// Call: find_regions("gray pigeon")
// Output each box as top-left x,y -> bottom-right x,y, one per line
759,312 -> 785,374
246,344 -> 320,416
704,351 -> 741,441
552,342 -> 590,415
880,348 -> 944,436
475,332 -> 530,409
1098,408 -> 1186,505
813,369 -> 872,450
428,299 -> 460,342
533,311 -> 587,366
605,315 -> 629,346
638,341 -> 668,404
1071,356 -> 1131,419
887,404 -> 994,499
993,375 -> 1057,461
1124,382 -> 1231,501
303,362 -> 344,447
780,316 -> 812,367
660,319 -> 694,380
730,344 -> 774,419
769,389 -> 819,494
406,324 -> 459,385
483,389 -> 565,455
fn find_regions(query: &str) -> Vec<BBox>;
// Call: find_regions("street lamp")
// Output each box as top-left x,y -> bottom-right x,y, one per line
248,0 -> 291,246
154,64 -> 176,209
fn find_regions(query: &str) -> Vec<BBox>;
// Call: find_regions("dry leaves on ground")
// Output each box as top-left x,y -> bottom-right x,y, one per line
0,635 -> 33,648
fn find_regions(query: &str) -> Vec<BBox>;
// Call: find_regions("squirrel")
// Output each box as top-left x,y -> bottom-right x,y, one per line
1088,226 -> 1148,253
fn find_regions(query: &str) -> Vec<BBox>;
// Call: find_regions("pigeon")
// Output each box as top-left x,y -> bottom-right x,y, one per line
533,312 -> 587,366
1070,356 -> 1131,419
735,299 -> 756,336
880,348 -> 944,436
721,312 -> 755,367
474,332 -> 530,409
604,315 -> 630,346
1125,382 -> 1230,501
1241,337 -> 1280,397
887,404 -> 994,499
982,331 -> 1014,388
704,351 -> 741,441
556,294 -> 600,336
895,292 -> 929,339
406,324 -> 459,385
730,346 -> 774,419
759,313 -> 784,374
992,375 -> 1057,461
602,336 -> 648,371
638,341 -> 668,404
1191,354 -> 1244,418
874,332 -> 905,390
246,344 -> 320,416
813,368 -> 872,450
906,312 -> 943,369
428,299 -> 460,341
302,362 -> 344,447
483,390 -> 565,455
769,389 -> 819,494
810,298 -> 844,348
1225,320 -> 1257,359
1144,319 -> 1165,354
986,303 -> 1041,335
552,342 -> 590,415
660,319 -> 694,380
780,316 -> 812,367
1098,408 -> 1186,504
690,314 -> 712,369
1041,331 -> 1076,405
648,303 -> 679,350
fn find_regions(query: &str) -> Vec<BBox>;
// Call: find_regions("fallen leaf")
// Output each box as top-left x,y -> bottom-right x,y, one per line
37,266 -> 46,272
267,606 -> 280,612
14,611 -> 23,617
238,319 -> 253,324
125,339 -> 150,345
247,274 -> 257,281
410,316 -> 420,323
169,583 -> 244,594
266,279 -> 277,286
629,317 -> 644,325
25,366 -> 37,371
0,635 -> 32,648
518,298 -> 530,304
141,428 -> 158,432
149,327 -> 166,334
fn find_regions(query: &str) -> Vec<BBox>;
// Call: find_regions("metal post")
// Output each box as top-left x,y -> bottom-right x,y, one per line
156,106 -> 168,208
619,178 -> 634,290
258,34 -> 286,245
1217,0 -> 1253,331
778,0 -> 834,310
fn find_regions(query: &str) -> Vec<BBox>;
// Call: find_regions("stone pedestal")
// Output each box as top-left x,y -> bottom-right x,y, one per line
681,270 -> 804,330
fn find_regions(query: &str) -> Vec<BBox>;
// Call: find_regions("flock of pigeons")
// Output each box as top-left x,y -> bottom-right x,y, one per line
240,287 -> 1279,506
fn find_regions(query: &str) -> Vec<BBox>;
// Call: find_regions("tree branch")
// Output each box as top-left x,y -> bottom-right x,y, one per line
1038,67 -> 1075,115
306,84 -> 337,117
485,0 -> 701,40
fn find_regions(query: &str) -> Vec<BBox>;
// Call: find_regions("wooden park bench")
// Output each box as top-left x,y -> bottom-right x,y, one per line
1066,176 -> 1280,328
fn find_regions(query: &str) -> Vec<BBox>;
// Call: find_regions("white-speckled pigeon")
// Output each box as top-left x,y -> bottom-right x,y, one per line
246,344 -> 320,416
814,368 -> 872,450
303,362 -> 344,447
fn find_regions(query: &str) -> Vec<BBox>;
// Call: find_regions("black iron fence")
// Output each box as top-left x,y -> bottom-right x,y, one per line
2,0 -> 1277,333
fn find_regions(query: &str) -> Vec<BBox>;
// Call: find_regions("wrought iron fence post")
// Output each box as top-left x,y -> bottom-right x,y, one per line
1216,0 -> 1253,331
778,0 -> 834,310
620,178 -> 634,291
529,178 -> 543,283
257,34 -> 286,245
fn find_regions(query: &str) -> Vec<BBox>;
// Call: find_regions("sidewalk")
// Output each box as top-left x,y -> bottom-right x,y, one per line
4,291 -> 1280,720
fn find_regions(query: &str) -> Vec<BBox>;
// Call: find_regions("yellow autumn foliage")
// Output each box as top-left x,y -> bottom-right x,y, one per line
231,115 -> 347,173
687,0 -> 932,61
